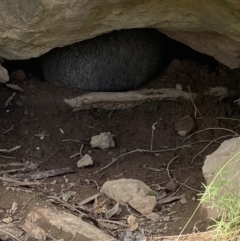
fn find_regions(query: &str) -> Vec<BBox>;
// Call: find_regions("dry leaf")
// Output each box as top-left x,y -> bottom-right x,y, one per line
10,202 -> 18,214
158,195 -> 184,204
100,222 -> 119,230
2,217 -> 13,224
96,204 -> 107,214
127,215 -> 138,231
61,191 -> 76,202
105,203 -> 119,219
78,193 -> 100,206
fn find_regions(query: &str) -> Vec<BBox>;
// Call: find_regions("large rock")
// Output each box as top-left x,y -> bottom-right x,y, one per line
0,1 -> 240,69
101,178 -> 157,216
202,137 -> 240,220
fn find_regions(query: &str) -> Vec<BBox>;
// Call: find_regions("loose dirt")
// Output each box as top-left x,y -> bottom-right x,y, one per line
0,59 -> 240,240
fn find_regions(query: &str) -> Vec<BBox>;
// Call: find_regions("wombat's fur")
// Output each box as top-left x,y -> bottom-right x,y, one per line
42,28 -> 164,91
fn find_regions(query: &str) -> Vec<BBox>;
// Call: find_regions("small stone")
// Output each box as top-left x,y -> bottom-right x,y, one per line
145,213 -> 159,221
10,69 -> 26,82
65,178 -> 69,183
90,132 -> 115,149
175,116 -> 195,136
119,148 -> 127,154
77,154 -> 93,168
161,162 -> 167,168
10,202 -> 18,214
127,215 -> 138,231
180,197 -> 188,204
166,59 -> 182,76
51,180 -> 57,185
163,215 -> 170,222
61,191 -> 76,202
2,217 -> 13,224
175,83 -> 183,90
166,180 -> 178,191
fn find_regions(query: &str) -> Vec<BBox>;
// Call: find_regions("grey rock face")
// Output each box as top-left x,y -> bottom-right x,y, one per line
42,28 -> 164,91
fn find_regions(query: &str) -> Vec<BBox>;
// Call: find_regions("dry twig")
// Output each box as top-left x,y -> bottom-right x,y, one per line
0,145 -> 21,153
0,177 -> 40,186
191,134 -> 235,163
182,127 -> 238,143
151,122 -> 158,150
188,85 -> 202,119
94,145 -> 191,174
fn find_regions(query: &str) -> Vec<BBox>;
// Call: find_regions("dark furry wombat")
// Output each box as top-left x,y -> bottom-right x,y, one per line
42,28 -> 164,91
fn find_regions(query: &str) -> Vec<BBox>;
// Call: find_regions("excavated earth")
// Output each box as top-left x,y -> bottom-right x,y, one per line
0,58 -> 240,241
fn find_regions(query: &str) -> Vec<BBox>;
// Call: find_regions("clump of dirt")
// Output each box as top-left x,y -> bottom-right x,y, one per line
0,59 -> 240,240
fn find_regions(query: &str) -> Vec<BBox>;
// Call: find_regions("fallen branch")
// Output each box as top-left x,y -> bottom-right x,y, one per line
0,177 -> 40,187
26,207 -> 118,241
0,145 -> 21,153
0,155 -> 16,159
12,167 -> 75,180
48,195 -> 85,216
64,88 -> 197,111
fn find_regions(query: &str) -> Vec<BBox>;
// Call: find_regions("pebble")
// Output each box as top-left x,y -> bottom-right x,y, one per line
119,147 -> 127,154
10,69 -> 26,82
166,59 -> 182,76
175,116 -> 195,136
146,213 -> 159,221
180,197 -> 188,204
166,180 -> 178,191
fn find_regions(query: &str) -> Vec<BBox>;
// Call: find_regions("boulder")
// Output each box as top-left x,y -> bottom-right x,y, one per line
0,1 -> 240,69
202,137 -> 240,220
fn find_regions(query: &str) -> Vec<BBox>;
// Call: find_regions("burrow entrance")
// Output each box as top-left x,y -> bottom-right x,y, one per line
0,29 -> 240,241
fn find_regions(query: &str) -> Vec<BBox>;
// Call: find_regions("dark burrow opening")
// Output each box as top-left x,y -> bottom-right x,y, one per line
1,29 -> 224,89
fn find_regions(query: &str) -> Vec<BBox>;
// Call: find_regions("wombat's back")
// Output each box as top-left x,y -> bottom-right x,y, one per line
42,28 -> 164,91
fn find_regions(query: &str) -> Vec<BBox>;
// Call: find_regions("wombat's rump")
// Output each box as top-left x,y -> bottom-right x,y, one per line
42,28 -> 164,91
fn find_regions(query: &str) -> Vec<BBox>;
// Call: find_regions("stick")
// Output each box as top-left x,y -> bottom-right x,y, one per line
94,145 -> 191,174
0,145 -> 21,153
166,157 -> 201,192
64,88 -> 197,111
151,122 -> 157,151
182,128 -> 238,143
166,156 -> 179,180
4,92 -> 16,107
188,85 -> 202,119
191,134 -> 234,163
0,155 -> 16,159
0,177 -> 41,186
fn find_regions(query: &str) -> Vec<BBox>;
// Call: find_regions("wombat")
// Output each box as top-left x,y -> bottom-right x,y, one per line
42,28 -> 164,91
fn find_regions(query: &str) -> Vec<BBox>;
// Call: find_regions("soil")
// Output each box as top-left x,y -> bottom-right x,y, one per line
1,59 -> 240,241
